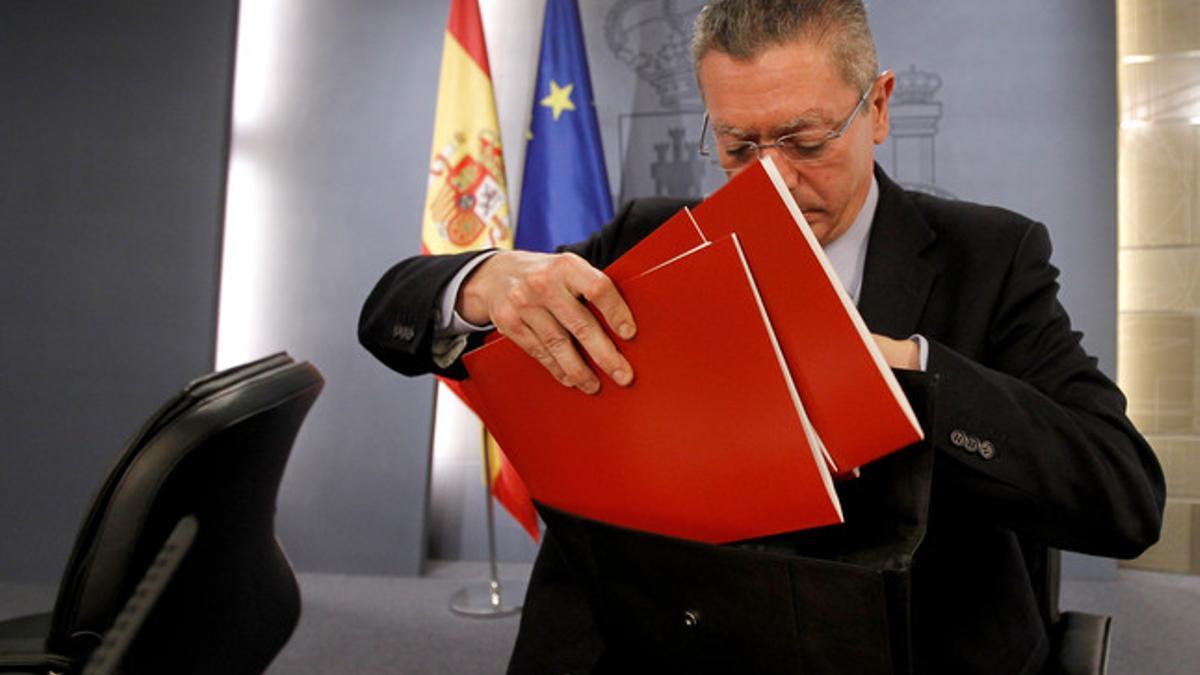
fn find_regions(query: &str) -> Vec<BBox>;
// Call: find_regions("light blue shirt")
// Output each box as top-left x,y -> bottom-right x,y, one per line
824,176 -> 878,305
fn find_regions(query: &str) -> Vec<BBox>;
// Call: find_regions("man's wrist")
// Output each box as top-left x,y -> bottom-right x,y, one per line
456,252 -> 497,328
435,249 -> 498,336
909,334 -> 929,371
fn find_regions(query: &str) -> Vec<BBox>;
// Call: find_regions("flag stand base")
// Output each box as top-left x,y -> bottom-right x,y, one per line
442,396 -> 531,619
449,578 -> 527,617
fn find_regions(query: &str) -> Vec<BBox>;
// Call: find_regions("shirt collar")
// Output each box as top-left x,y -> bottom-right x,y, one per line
821,175 -> 879,304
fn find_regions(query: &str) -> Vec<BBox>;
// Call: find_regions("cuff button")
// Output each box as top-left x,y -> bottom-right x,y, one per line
683,610 -> 700,628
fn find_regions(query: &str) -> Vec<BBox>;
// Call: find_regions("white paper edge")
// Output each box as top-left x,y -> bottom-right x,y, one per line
728,233 -> 843,521
759,158 -> 924,449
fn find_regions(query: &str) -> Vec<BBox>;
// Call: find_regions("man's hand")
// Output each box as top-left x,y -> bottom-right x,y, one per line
458,250 -> 636,394
871,334 -> 920,371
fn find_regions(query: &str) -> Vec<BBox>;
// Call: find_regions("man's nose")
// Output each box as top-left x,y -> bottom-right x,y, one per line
763,148 -> 804,191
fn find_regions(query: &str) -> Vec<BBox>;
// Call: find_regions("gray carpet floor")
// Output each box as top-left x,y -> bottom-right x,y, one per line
267,562 -> 529,675
3,563 -> 1197,673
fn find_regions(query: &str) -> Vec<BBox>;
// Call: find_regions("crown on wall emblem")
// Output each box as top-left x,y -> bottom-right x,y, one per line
604,0 -> 705,109
893,65 -> 943,105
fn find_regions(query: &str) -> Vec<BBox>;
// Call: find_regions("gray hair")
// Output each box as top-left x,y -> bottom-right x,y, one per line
691,0 -> 879,93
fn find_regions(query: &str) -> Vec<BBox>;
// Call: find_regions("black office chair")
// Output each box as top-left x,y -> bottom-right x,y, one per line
1029,544 -> 1114,675
81,514 -> 200,675
0,353 -> 324,674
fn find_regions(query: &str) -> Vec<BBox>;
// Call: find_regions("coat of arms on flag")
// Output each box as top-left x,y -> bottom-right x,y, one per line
428,128 -> 511,249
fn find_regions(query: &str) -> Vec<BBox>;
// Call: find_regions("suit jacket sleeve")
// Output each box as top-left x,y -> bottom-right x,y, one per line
357,249 -> 490,380
924,221 -> 1164,559
357,198 -> 690,379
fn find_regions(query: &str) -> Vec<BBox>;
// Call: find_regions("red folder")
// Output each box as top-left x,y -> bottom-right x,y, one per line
602,207 -> 706,282
691,159 -> 923,472
477,208 -> 704,348
462,235 -> 842,544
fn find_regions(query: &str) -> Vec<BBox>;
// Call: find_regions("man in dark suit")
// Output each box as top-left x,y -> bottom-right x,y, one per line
360,1 -> 1165,672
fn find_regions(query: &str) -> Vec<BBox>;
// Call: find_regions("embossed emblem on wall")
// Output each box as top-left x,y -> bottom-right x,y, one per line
600,1 -> 956,203
884,65 -> 955,199
603,0 -> 717,202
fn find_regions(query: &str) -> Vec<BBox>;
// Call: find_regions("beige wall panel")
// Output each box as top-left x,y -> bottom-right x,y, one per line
1119,248 -> 1200,311
1156,0 -> 1200,53
1193,502 -> 1200,572
1118,0 -> 1200,55
1117,125 -> 1198,248
1117,0 -> 1153,56
1118,314 -> 1197,433
1115,2 -> 1134,56
1123,498 -> 1194,572
1118,0 -> 1200,576
1119,61 -> 1200,122
1150,435 -> 1200,499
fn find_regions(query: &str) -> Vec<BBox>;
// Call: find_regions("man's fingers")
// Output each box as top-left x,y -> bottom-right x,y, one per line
496,314 -> 570,387
522,309 -> 600,394
544,287 -> 634,388
545,255 -> 635,386
478,250 -> 635,392
561,255 -> 637,341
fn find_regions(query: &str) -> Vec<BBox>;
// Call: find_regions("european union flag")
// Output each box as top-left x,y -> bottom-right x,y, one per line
515,0 -> 613,252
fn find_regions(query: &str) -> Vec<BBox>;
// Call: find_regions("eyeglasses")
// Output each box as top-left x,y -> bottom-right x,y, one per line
698,74 -> 882,171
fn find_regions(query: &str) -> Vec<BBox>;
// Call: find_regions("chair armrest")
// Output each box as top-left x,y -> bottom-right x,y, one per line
0,652 -> 73,673
1051,611 -> 1112,675
0,612 -> 70,673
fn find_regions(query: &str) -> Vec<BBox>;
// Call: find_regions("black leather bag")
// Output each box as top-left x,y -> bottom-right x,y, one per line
535,372 -> 937,675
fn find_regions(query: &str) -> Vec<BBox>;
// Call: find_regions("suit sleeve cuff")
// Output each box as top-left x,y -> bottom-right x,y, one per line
436,249 -> 500,336
909,334 -> 929,372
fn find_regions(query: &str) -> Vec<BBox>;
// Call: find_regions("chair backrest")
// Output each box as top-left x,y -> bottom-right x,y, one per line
47,353 -> 324,674
80,515 -> 199,675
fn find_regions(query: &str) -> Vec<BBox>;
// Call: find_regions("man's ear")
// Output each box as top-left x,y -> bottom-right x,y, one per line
872,70 -> 896,145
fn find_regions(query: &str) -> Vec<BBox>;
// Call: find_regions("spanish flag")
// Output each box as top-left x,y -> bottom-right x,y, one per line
421,0 -> 539,540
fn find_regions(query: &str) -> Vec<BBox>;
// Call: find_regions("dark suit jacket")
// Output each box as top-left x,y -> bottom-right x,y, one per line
359,167 -> 1165,674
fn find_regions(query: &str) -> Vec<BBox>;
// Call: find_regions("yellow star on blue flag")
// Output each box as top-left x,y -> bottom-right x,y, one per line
516,0 -> 613,252
539,80 -> 576,121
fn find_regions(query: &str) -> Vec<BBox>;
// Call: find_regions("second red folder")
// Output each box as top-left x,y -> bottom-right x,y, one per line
692,159 -> 923,472
462,235 -> 842,544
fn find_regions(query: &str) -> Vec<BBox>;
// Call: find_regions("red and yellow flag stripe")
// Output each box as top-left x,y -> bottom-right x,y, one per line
422,0 -> 538,540
422,0 -> 512,255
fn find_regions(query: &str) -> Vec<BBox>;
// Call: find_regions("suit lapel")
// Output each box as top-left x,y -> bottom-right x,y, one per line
856,167 -> 937,338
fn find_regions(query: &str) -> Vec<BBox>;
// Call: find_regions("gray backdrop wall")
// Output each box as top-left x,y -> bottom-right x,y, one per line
227,0 -> 448,577
0,1 -> 237,582
1,0 -> 1122,582
440,0 -> 1121,577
